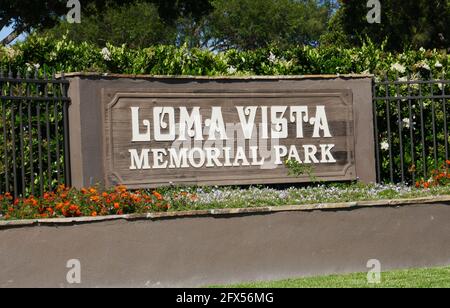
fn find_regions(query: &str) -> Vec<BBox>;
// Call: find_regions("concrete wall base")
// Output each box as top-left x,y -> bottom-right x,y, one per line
1,203 -> 449,287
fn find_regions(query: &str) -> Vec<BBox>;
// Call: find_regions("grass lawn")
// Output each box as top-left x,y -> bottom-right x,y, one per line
213,267 -> 450,288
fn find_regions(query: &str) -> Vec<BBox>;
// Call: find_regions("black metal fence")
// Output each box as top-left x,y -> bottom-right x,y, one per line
0,69 -> 71,198
373,73 -> 450,184
1,69 -> 449,197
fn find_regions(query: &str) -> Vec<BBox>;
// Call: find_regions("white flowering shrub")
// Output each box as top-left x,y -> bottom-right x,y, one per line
0,36 -> 449,184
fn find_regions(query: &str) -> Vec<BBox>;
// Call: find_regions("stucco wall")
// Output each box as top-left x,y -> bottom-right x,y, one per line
1,202 -> 449,288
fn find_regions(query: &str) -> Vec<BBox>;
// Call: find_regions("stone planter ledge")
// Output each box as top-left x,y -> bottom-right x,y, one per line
1,195 -> 449,228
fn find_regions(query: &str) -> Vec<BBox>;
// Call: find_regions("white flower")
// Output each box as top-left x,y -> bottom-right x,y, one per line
417,61 -> 431,71
380,141 -> 389,151
101,47 -> 112,61
402,118 -> 410,129
419,47 -> 426,52
227,66 -> 237,75
435,61 -> 443,68
391,62 -> 406,74
25,63 -> 38,72
268,52 -> 277,64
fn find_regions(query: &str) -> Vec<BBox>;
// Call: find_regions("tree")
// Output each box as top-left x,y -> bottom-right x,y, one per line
151,0 -> 214,48
44,1 -> 176,48
18,0 -> 213,48
0,0 -> 68,45
323,0 -> 450,51
206,0 -> 329,50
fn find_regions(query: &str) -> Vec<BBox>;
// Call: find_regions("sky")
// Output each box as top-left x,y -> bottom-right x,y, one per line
0,25 -> 27,45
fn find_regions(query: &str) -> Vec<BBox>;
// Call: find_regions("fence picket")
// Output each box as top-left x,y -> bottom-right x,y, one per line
0,70 -> 71,197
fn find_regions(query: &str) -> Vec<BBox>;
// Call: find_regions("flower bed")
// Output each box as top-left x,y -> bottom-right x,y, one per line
415,160 -> 450,188
1,180 -> 450,221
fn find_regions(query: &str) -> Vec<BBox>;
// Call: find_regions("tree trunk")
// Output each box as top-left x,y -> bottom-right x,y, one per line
1,27 -> 23,46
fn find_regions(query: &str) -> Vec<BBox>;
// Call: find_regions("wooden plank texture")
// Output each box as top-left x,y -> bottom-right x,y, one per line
103,86 -> 356,188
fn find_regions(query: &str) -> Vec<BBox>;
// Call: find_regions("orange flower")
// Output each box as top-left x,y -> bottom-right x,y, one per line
89,188 -> 97,194
446,160 -> 450,166
90,196 -> 100,202
424,182 -> 430,189
415,181 -> 421,188
26,197 -> 38,207
91,211 -> 98,217
115,185 -> 127,193
4,192 -> 12,200
102,192 -> 109,198
153,191 -> 163,201
81,188 -> 88,195
114,202 -> 120,209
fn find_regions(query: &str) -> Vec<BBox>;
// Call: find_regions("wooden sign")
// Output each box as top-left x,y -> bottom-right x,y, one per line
65,75 -> 375,189
103,87 -> 356,188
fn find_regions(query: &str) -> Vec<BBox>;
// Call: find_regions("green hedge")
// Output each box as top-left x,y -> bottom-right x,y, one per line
1,36 -> 450,189
0,35 -> 449,78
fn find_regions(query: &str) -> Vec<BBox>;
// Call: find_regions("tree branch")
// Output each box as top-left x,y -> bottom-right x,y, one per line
1,25 -> 26,45
0,18 -> 12,33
